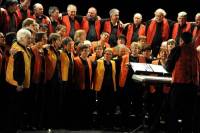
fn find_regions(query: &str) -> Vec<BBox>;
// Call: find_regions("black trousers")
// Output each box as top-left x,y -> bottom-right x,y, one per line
168,84 -> 197,133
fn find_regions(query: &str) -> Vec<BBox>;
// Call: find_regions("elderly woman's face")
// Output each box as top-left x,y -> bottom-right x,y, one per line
159,50 -> 168,60
21,35 -> 32,47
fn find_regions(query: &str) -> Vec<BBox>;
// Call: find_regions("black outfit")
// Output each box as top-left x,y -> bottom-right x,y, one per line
97,60 -> 115,127
87,18 -> 98,41
109,24 -> 118,47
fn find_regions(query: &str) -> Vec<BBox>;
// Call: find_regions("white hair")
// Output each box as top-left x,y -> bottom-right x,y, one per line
195,13 -> 200,19
109,8 -> 119,16
154,8 -> 167,16
33,3 -> 43,10
67,4 -> 77,12
134,13 -> 142,19
178,11 -> 187,18
17,28 -> 31,43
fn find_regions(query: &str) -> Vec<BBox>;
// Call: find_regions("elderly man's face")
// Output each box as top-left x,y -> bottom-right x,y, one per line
195,15 -> 200,26
34,5 -> 44,16
67,6 -> 77,19
111,13 -> 119,22
134,15 -> 142,25
177,16 -> 187,26
155,13 -> 164,23
51,9 -> 59,20
87,8 -> 97,20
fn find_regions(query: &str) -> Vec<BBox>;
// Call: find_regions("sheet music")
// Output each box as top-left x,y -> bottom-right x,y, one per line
130,62 -> 153,72
130,62 -> 168,74
149,64 -> 168,74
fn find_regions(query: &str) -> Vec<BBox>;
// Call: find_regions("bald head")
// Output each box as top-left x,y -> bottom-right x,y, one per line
87,7 -> 97,19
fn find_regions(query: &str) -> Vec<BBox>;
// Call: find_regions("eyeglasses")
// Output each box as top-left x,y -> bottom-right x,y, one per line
82,49 -> 90,52
105,52 -> 112,56
168,43 -> 175,46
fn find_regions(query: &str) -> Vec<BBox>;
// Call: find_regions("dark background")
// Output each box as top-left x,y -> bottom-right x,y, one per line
34,0 -> 199,22
2,0 -> 200,22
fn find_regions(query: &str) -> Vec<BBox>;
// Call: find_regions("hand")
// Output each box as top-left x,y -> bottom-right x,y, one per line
10,48 -> 18,55
196,45 -> 200,52
16,85 -> 24,92
122,23 -> 130,29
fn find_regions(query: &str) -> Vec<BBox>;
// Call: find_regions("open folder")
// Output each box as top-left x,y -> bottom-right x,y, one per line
130,62 -> 168,74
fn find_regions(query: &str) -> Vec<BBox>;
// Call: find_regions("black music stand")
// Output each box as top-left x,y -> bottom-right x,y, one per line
130,63 -> 171,133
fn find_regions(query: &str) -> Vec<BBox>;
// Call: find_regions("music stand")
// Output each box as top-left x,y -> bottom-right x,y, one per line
130,63 -> 171,133
130,62 -> 169,75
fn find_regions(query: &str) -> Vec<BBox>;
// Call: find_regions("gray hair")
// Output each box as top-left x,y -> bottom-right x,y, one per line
178,11 -> 187,18
17,28 -> 31,43
48,6 -> 59,16
22,18 -> 36,28
109,8 -> 119,16
154,8 -> 167,16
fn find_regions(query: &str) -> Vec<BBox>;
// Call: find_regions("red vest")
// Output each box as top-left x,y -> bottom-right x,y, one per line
172,22 -> 191,40
48,19 -> 61,34
16,6 -> 32,22
126,24 -> 146,48
192,26 -> 200,48
74,57 -> 92,90
119,54 -> 146,88
82,16 -> 101,40
103,20 -> 123,39
44,47 -> 57,82
62,15 -> 81,37
31,47 -> 43,84
1,8 -> 20,33
146,18 -> 170,44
